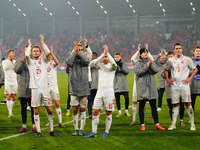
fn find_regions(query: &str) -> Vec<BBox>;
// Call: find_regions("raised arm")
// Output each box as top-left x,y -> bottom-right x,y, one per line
25,39 -> 32,65
84,38 -> 92,61
50,46 -> 59,65
131,44 -> 140,64
40,34 -> 50,60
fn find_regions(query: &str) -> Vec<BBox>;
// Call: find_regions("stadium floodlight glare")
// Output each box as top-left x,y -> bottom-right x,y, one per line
190,2 -> 193,6
45,7 -> 48,11
125,0 -> 136,14
23,13 -> 26,17
49,12 -> 53,16
67,1 -> 71,5
76,11 -> 79,15
40,2 -> 43,6
104,10 -> 107,14
96,0 -> 99,4
193,7 -> 195,11
100,5 -> 103,9
157,0 -> 160,1
72,6 -> 75,10
13,3 -> 16,7
126,0 -> 129,3
159,3 -> 162,7
162,9 -> 165,12
18,8 -> 21,12
96,0 -> 108,15
129,4 -> 132,8
132,9 -> 136,13
8,0 -> 11,2
66,1 -> 80,15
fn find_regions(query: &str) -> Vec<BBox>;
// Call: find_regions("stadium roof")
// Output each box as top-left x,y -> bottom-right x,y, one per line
0,0 -> 199,19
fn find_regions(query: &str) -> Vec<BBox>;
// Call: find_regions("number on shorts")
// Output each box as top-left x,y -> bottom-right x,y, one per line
109,103 -> 113,109
48,99 -> 52,105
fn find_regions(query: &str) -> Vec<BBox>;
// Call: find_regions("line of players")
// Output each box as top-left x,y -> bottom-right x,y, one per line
1,35 -> 200,138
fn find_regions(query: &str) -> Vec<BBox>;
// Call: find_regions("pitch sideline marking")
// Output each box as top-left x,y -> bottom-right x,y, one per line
0,106 -> 132,141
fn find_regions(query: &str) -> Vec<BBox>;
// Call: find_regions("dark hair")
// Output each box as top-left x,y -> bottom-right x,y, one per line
114,52 -> 121,56
24,45 -> 28,49
31,46 -> 41,52
167,51 -> 174,56
7,49 -> 15,55
92,52 -> 98,56
193,47 -> 200,52
174,43 -> 182,49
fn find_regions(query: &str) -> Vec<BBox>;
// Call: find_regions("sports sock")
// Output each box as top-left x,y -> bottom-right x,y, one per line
73,114 -> 79,130
172,106 -> 179,124
47,114 -> 54,132
132,104 -> 137,122
23,123 -> 27,128
92,115 -> 99,134
80,111 -> 86,131
34,115 -> 41,132
118,110 -> 121,114
56,108 -> 62,123
105,115 -> 112,133
187,105 -> 194,124
7,100 -> 11,115
125,109 -> 128,114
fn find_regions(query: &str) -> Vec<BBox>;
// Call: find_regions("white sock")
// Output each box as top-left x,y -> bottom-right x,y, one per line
172,106 -> 179,124
125,109 -> 128,114
32,124 -> 36,128
118,110 -> 121,114
67,109 -> 70,112
132,104 -> 137,122
187,105 -> 194,124
7,100 -> 12,115
11,101 -> 15,110
47,114 -> 54,132
34,115 -> 41,133
80,111 -> 86,131
73,114 -> 79,130
56,108 -> 62,123
92,116 -> 99,134
23,124 -> 27,128
105,115 -> 112,133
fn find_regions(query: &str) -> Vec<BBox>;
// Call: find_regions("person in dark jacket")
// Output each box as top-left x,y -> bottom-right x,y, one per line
190,47 -> 200,111
66,41 -> 90,136
114,52 -> 130,117
133,48 -> 165,131
14,45 -> 36,133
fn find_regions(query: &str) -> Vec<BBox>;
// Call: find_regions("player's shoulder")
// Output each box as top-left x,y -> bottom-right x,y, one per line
2,59 -> 8,64
183,55 -> 192,61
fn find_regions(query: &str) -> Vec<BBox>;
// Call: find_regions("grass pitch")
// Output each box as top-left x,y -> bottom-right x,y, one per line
0,71 -> 200,150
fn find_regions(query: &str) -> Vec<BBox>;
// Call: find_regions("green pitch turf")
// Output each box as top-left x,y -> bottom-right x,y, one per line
0,71 -> 200,150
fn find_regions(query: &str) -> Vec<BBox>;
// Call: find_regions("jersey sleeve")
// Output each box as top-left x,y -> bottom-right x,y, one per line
188,57 -> 196,70
165,59 -> 173,71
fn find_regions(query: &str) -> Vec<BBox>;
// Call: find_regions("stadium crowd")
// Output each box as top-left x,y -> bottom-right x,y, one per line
1,31 -> 200,64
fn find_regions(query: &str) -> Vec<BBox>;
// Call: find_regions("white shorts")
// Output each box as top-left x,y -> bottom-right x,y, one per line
4,83 -> 18,94
49,85 -> 60,100
70,96 -> 87,108
31,87 -> 52,107
93,88 -> 115,111
171,85 -> 191,104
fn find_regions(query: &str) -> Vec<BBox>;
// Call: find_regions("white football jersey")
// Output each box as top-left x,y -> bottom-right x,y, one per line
165,55 -> 196,87
47,60 -> 58,86
25,45 -> 50,88
2,59 -> 17,85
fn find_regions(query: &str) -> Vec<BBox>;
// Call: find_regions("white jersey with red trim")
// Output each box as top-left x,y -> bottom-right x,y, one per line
2,59 -> 17,85
47,60 -> 58,86
25,45 -> 50,88
165,55 -> 196,87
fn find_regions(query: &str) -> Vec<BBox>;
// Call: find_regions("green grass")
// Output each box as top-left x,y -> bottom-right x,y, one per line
0,71 -> 200,150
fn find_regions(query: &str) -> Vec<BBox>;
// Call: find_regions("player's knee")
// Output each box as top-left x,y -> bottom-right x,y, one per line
133,101 -> 137,104
93,109 -> 99,116
174,104 -> 179,107
106,111 -> 112,116
80,107 -> 86,112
